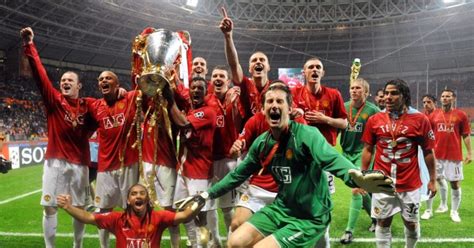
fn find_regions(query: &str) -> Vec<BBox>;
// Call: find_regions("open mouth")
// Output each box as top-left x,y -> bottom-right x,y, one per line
311,73 -> 318,81
213,80 -> 224,88
255,64 -> 264,72
62,85 -> 71,91
100,83 -> 111,93
269,111 -> 281,124
194,68 -> 203,74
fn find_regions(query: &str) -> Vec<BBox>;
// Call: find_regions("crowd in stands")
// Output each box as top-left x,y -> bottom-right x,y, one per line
0,70 -> 472,141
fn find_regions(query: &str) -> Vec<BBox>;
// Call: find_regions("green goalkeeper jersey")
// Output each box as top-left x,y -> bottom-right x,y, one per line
208,121 -> 358,220
340,101 -> 379,160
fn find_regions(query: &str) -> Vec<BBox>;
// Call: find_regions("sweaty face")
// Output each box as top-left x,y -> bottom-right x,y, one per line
303,59 -> 325,86
263,89 -> 291,130
98,71 -> 119,98
60,72 -> 81,99
422,97 -> 436,113
440,91 -> 454,108
211,69 -> 230,96
350,82 -> 366,102
127,185 -> 149,216
384,85 -> 405,113
190,80 -> 207,107
192,57 -> 208,77
248,52 -> 270,79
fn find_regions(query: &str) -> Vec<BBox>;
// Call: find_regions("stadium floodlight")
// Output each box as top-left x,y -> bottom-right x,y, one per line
186,0 -> 198,8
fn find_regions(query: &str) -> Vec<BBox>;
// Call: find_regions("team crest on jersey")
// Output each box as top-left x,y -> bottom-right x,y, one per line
117,102 -> 125,110
322,100 -> 329,108
285,149 -> 293,160
43,194 -> 51,202
194,111 -> 205,119
95,196 -> 101,204
361,113 -> 368,120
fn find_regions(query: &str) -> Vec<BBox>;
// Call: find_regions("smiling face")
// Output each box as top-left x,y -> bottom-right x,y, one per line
60,72 -> 81,99
97,71 -> 119,99
192,57 -> 208,78
303,58 -> 325,86
248,52 -> 270,79
126,184 -> 150,217
263,88 -> 291,130
190,79 -> 207,108
211,68 -> 230,98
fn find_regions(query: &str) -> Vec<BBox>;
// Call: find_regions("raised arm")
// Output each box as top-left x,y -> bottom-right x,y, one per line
220,7 -> 243,85
57,194 -> 97,226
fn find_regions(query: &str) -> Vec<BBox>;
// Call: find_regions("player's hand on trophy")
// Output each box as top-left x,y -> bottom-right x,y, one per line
20,27 -> 34,44
219,7 -> 233,34
349,169 -> 394,194
174,192 -> 208,212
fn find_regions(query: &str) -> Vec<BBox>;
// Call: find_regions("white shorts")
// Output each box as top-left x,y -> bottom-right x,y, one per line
95,164 -> 139,209
173,173 -> 214,211
438,159 -> 463,182
213,158 -> 239,208
41,159 -> 89,207
237,184 -> 277,213
143,162 -> 177,207
371,189 -> 420,222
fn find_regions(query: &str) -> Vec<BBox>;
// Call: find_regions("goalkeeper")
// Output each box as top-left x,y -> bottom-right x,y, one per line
186,83 -> 393,247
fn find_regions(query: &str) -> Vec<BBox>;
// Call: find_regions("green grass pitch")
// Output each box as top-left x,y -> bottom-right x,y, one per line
1,148 -> 473,247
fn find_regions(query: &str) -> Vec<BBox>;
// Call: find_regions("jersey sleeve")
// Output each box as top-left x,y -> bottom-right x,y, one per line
459,111 -> 471,136
238,115 -> 259,151
332,90 -> 348,119
301,124 -> 358,188
156,210 -> 176,227
187,107 -> 216,131
208,134 -> 264,199
420,115 -> 435,150
94,212 -> 122,232
23,42 -> 60,108
361,115 -> 376,145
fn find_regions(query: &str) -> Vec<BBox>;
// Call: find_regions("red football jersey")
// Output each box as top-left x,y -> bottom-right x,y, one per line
362,109 -> 435,192
180,106 -> 216,179
94,210 -> 175,248
24,43 -> 96,166
292,85 -> 347,146
89,91 -> 139,172
430,109 -> 470,161
207,93 -> 244,160
142,101 -> 178,168
238,76 -> 270,118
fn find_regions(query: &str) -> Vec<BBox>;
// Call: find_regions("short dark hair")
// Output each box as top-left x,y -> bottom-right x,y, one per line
384,79 -> 411,107
212,65 -> 231,80
63,71 -> 80,82
422,94 -> 437,103
303,57 -> 323,69
441,88 -> 456,98
262,80 -> 293,106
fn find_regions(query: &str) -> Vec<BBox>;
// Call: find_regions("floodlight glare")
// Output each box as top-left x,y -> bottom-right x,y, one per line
186,0 -> 198,8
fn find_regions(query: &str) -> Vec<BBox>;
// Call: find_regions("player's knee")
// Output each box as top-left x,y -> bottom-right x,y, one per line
227,232 -> 246,248
44,206 -> 57,216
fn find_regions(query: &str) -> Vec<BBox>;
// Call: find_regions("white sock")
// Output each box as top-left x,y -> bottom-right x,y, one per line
168,225 -> 181,248
184,221 -> 197,248
452,188 -> 462,212
206,209 -> 221,246
222,208 -> 233,232
98,229 -> 110,248
425,198 -> 433,211
73,217 -> 85,248
439,179 -> 448,207
43,211 -> 57,248
375,225 -> 392,248
404,225 -> 420,248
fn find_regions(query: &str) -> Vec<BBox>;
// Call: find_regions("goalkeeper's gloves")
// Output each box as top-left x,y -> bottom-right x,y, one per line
174,192 -> 209,211
349,169 -> 394,194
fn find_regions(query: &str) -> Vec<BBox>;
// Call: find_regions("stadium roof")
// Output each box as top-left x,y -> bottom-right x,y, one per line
1,0 -> 473,79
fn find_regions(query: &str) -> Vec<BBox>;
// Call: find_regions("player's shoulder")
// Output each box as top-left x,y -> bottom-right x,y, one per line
365,101 -> 379,112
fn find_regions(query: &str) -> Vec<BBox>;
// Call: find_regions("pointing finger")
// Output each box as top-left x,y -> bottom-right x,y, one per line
221,7 -> 228,18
